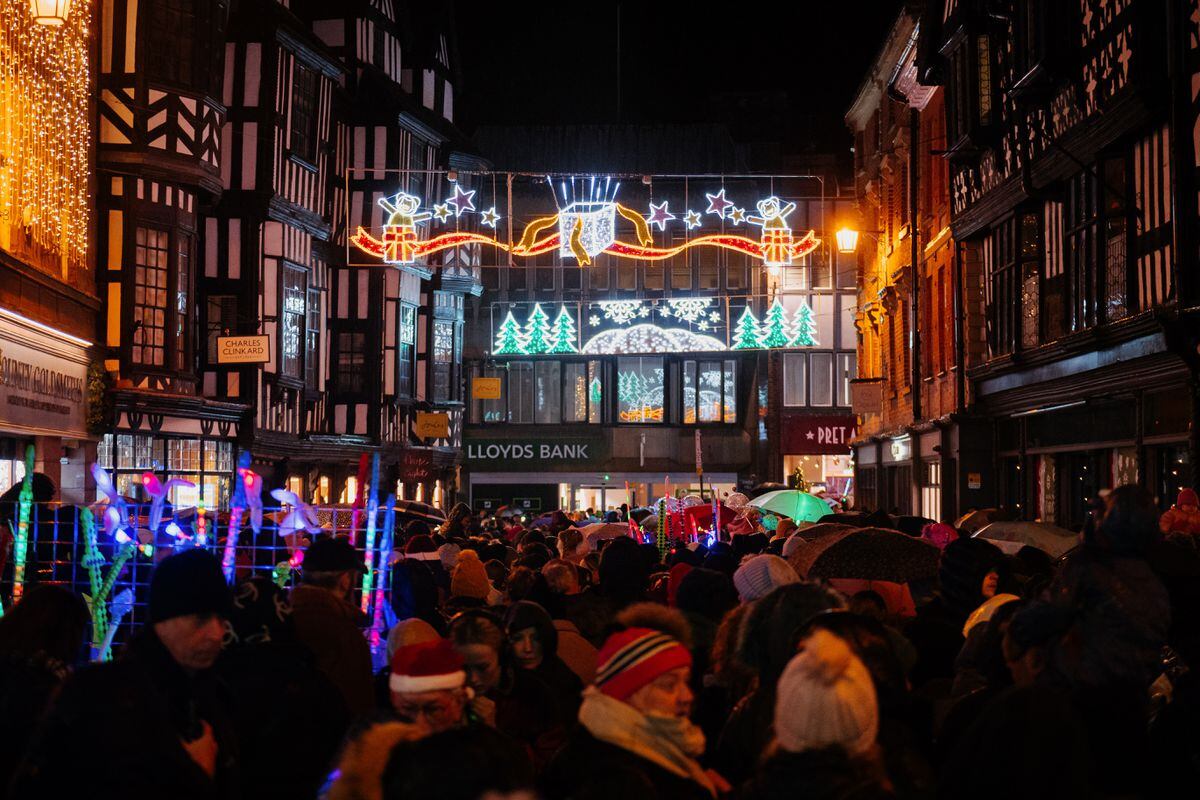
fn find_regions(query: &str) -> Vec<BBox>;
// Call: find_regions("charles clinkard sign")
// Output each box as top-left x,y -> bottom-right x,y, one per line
465,437 -> 606,466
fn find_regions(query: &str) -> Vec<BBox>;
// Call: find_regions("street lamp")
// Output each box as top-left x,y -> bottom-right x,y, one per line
30,0 -> 72,25
835,228 -> 861,254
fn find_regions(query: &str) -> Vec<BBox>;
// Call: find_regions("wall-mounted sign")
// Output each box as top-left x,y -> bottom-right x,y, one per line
968,472 -> 982,490
694,430 -> 703,475
415,411 -> 450,440
472,377 -> 502,400
781,415 -> 858,455
0,311 -> 89,438
216,335 -> 271,364
886,436 -> 912,464
401,449 -> 435,483
464,436 -> 607,467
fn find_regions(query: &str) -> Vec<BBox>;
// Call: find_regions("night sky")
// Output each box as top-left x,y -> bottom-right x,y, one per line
457,1 -> 901,147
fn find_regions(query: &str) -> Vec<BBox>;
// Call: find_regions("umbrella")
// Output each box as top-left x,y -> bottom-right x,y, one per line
973,521 -> 1079,558
393,499 -> 446,523
579,522 -> 630,540
793,527 -> 941,583
896,515 -> 936,537
749,491 -> 831,523
725,492 -> 750,510
682,503 -> 737,535
630,507 -> 654,522
747,482 -> 789,499
530,513 -> 557,528
956,508 -> 1013,535
793,522 -> 856,543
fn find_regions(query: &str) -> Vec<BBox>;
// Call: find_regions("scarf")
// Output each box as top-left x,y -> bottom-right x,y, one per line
578,687 -> 715,796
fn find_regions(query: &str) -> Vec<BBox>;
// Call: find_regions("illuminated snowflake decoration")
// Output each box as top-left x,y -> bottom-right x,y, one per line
588,315 -> 601,326
666,298 -> 714,324
583,324 -> 726,355
596,300 -> 645,325
708,311 -> 721,322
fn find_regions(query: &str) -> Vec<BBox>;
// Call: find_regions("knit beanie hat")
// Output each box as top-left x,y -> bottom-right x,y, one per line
782,534 -> 807,561
733,554 -> 800,602
405,534 -> 437,555
438,543 -> 462,571
385,618 -> 441,663
921,522 -> 959,551
149,549 -> 231,623
594,627 -> 692,701
389,639 -> 466,694
451,550 -> 491,600
774,629 -> 878,755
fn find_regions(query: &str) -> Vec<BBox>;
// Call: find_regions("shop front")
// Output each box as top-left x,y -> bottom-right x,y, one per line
780,413 -> 856,503
0,308 -> 93,503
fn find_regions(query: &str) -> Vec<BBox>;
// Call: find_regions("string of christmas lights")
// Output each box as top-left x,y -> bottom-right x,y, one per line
0,0 -> 90,275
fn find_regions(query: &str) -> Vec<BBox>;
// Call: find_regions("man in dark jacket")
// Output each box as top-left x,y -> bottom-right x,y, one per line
291,536 -> 374,717
11,549 -> 238,800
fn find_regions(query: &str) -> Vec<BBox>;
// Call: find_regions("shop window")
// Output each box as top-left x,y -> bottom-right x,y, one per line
534,360 -> 562,424
289,62 -> 319,163
470,364 -> 506,423
588,360 -> 602,423
205,295 -> 239,365
644,262 -> 664,291
1066,171 -> 1100,332
921,460 -> 941,521
1102,156 -> 1129,322
336,331 -> 366,394
726,253 -> 747,290
681,359 -> 736,424
280,264 -> 306,381
617,263 -> 637,290
836,353 -> 857,407
175,233 -> 192,372
670,237 -> 691,290
508,266 -> 527,291
696,249 -> 719,290
397,304 -> 416,399
987,211 -> 1041,356
431,319 -> 455,402
782,353 -> 806,407
810,353 -> 834,407
133,227 -> 170,367
617,357 -> 664,423
306,287 -> 322,391
507,362 -> 533,423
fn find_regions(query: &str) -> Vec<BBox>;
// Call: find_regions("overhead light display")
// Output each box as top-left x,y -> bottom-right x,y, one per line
350,175 -> 820,268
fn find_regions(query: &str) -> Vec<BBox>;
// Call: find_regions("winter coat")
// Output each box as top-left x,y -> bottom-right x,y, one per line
10,631 -> 238,800
492,667 -> 569,771
553,618 -> 597,684
542,725 -> 714,800
737,748 -> 894,800
216,640 -> 349,799
902,596 -> 965,689
715,688 -> 775,785
290,584 -> 374,717
1159,504 -> 1200,535
0,651 -> 69,791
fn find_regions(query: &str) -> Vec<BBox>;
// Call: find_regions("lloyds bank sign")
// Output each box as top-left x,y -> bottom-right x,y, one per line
464,436 -> 607,467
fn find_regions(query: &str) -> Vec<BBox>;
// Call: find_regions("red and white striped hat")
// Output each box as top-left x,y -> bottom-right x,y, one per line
389,639 -> 466,694
594,627 -> 692,701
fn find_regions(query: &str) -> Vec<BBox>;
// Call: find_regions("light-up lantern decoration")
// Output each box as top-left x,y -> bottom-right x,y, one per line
835,227 -> 860,254
30,0 -> 72,25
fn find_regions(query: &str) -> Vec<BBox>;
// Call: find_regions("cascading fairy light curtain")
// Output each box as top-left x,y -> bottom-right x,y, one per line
0,0 -> 90,277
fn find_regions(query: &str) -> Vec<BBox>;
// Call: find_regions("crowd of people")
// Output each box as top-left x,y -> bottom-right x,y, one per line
0,484 -> 1198,799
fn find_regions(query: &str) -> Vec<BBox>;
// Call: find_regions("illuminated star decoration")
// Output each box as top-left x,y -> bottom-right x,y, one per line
646,201 -> 676,231
447,185 -> 476,216
480,206 -> 501,228
683,210 -> 702,230
432,203 -> 452,222
729,207 -> 747,225
705,189 -> 734,218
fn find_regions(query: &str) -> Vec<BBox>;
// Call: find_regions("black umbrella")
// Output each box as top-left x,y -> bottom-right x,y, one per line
794,527 -> 941,583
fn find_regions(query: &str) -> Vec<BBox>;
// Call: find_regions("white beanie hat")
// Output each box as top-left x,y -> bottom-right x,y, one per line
775,629 -> 878,756
782,534 -> 807,561
733,554 -> 799,602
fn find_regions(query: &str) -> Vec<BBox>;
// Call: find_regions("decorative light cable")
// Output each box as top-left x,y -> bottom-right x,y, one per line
222,452 -> 252,584
369,495 -> 396,657
9,444 -> 34,602
359,453 -> 382,615
0,0 -> 90,274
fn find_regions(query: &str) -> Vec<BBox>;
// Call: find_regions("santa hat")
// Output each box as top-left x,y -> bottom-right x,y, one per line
389,639 -> 466,694
594,627 -> 691,702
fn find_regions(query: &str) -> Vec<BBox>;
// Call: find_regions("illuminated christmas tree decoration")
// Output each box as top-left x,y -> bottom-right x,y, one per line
790,301 -> 819,346
447,185 -> 476,216
480,206 -> 501,228
705,189 -> 735,218
524,303 -> 552,354
746,196 -> 798,266
548,306 -> 579,353
432,203 -> 452,222
646,200 -> 676,231
732,307 -> 762,350
494,311 -> 528,355
596,300 -> 645,325
666,298 -> 715,324
684,210 -> 702,229
760,299 -> 791,348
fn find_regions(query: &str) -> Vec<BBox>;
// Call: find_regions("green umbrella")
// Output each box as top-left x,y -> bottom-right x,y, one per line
748,490 -> 831,523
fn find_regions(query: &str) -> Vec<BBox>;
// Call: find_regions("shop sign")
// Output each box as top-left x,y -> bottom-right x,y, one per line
415,411 -> 450,439
694,430 -> 703,475
464,436 -> 607,466
781,415 -> 858,455
216,335 -> 271,364
0,312 -> 88,438
887,436 -> 912,463
401,449 -> 435,482
968,472 -> 982,490
472,377 -> 502,400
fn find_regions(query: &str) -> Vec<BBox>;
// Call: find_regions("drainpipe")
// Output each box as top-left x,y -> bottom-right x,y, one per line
908,106 -> 921,424
953,239 -> 966,410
